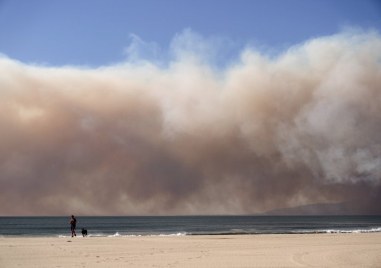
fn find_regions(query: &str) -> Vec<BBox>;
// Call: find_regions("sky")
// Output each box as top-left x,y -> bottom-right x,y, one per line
0,0 -> 381,215
1,0 -> 380,66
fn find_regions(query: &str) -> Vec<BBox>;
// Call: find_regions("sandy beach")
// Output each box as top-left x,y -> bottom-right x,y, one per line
0,233 -> 380,268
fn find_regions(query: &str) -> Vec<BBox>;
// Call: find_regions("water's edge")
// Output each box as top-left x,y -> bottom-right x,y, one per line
1,216 -> 380,237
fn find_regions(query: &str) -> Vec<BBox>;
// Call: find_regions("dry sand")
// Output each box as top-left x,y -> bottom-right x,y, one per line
0,233 -> 380,267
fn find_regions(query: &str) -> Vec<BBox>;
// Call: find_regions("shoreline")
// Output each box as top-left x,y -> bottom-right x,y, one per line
1,226 -> 381,238
1,233 -> 380,267
0,228 -> 381,239
2,229 -> 381,238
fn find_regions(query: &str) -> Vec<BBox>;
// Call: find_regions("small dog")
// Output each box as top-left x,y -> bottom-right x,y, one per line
81,228 -> 88,237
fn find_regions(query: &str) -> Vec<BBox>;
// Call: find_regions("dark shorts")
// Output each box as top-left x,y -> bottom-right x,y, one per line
71,225 -> 76,231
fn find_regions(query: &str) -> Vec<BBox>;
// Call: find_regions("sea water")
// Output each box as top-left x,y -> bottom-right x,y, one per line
0,216 -> 380,237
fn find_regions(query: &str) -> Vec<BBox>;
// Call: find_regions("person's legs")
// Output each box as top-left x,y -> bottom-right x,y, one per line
71,226 -> 76,237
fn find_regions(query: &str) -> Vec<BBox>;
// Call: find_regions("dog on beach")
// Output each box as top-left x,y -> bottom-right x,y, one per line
81,228 -> 88,237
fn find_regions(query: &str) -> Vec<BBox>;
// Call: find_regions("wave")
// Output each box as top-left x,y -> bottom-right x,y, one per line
36,227 -> 381,238
189,227 -> 381,235
321,227 -> 381,234
158,232 -> 187,237
57,232 -> 188,238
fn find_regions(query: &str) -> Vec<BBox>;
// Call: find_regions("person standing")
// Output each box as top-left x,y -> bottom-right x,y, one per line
70,215 -> 77,237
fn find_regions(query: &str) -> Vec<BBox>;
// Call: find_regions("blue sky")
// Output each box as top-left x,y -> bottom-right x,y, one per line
0,0 -> 380,66
0,0 -> 381,66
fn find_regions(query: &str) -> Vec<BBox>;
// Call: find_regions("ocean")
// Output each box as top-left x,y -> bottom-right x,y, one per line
1,216 -> 380,237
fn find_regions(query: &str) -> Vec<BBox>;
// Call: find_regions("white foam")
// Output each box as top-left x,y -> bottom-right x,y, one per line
88,233 -> 107,237
107,232 -> 121,237
86,232 -> 188,237
58,235 -> 70,238
324,227 -> 381,234
158,232 -> 187,237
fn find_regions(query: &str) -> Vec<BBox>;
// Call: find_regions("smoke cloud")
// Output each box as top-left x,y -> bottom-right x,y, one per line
1,30 -> 381,215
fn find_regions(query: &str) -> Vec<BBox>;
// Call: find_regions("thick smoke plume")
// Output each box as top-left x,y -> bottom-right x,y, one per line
1,31 -> 381,215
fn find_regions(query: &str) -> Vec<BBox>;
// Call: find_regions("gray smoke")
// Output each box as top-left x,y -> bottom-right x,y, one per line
0,30 -> 380,215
